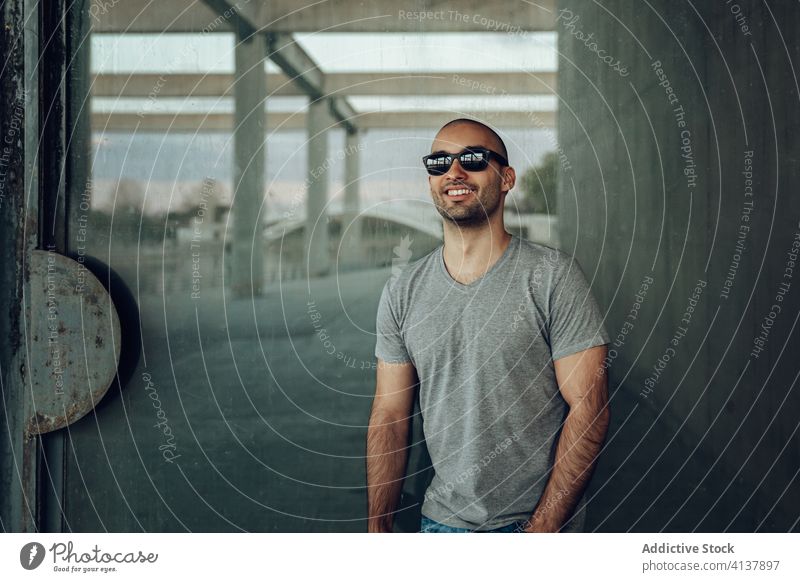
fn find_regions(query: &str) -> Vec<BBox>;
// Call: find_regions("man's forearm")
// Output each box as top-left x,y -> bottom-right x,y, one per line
366,409 -> 410,532
525,396 -> 610,532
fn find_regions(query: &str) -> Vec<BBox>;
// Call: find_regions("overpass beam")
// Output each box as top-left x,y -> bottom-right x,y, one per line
94,0 -> 557,33
231,32 -> 266,297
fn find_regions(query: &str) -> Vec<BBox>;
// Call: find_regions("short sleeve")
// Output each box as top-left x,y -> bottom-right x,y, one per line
548,255 -> 610,361
374,280 -> 412,363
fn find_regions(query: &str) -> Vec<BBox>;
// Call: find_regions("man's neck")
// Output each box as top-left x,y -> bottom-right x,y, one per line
441,216 -> 512,285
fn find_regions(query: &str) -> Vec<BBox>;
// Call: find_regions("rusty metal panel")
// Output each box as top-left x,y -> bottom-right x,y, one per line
26,250 -> 120,436
1,0 -> 40,534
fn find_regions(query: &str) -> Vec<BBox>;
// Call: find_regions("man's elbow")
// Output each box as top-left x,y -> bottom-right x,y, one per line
597,402 -> 611,429
368,404 -> 412,439
593,400 -> 611,446
571,394 -> 610,433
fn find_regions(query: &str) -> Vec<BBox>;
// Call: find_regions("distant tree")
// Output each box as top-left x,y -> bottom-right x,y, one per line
511,151 -> 558,215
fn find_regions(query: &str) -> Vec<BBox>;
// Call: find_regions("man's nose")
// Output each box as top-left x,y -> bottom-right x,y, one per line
445,158 -> 468,180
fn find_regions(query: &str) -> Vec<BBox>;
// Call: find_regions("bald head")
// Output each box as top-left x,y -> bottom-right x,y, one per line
433,118 -> 508,162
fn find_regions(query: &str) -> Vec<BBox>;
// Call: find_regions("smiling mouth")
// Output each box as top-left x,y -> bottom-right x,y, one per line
445,187 -> 475,197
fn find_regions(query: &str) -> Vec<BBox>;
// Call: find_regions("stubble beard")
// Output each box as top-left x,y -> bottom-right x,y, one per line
432,181 -> 504,228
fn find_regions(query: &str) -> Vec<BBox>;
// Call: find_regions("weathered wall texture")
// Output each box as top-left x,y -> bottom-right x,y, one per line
558,0 -> 799,529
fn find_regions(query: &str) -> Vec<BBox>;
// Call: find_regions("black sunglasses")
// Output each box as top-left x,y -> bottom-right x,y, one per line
422,147 -> 509,176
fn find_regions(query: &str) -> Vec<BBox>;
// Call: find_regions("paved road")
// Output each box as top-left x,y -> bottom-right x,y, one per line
58,266 -> 787,532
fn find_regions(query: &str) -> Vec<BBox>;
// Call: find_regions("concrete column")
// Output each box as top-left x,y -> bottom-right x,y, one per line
558,0 -> 800,529
305,98 -> 331,277
343,130 -> 360,214
339,129 -> 364,270
231,33 -> 266,297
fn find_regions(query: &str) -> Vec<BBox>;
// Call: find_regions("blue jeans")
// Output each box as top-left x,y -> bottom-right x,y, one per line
420,515 -> 527,533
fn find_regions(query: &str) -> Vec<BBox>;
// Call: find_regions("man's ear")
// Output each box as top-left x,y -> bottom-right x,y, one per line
502,166 -> 516,193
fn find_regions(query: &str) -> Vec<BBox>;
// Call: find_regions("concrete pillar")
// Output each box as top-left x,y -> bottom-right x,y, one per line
231,33 -> 266,297
339,129 -> 364,270
558,0 -> 800,529
305,98 -> 331,277
343,130 -> 360,214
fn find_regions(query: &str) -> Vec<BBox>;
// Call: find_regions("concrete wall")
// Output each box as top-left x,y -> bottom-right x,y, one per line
558,1 -> 800,529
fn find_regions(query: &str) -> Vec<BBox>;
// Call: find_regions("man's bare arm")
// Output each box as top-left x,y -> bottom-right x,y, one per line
524,344 -> 610,532
366,359 -> 418,533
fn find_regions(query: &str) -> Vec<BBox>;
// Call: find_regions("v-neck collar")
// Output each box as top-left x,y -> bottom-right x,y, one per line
438,234 -> 518,291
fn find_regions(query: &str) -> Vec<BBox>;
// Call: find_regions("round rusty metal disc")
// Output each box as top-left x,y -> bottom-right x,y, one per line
27,250 -> 121,435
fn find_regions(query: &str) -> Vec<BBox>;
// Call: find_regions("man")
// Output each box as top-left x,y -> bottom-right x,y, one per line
366,118 -> 610,533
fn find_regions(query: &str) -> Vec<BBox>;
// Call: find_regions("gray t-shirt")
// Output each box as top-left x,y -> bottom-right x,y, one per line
374,234 -> 610,531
